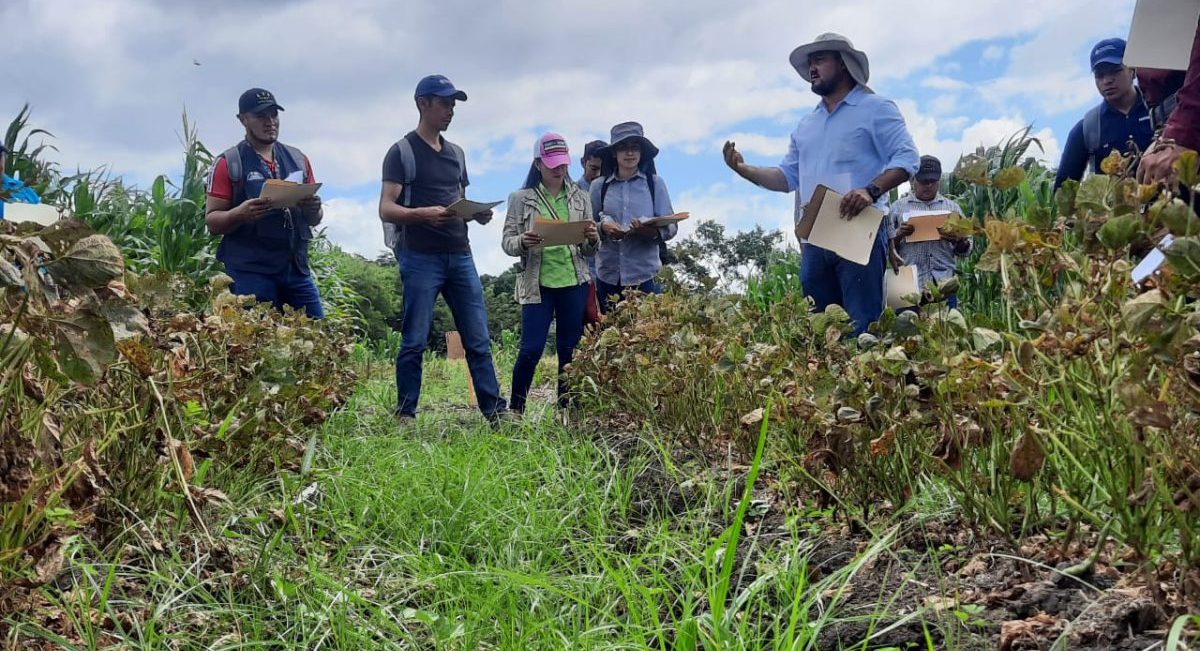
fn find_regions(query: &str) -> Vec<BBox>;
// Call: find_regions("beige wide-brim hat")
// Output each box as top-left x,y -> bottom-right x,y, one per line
789,33 -> 871,89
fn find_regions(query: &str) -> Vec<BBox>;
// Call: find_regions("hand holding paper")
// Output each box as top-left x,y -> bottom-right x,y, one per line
259,179 -> 322,209
447,198 -> 502,220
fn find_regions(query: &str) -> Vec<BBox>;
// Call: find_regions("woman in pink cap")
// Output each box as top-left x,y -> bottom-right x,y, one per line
501,133 -> 601,414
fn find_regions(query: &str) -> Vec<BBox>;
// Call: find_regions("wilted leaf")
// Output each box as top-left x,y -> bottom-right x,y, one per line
1054,180 -> 1078,217
1100,149 -> 1127,176
44,234 -> 124,288
971,327 -> 1003,352
1009,431 -> 1045,481
1152,197 -> 1200,237
48,307 -> 117,384
870,428 -> 895,456
741,408 -> 765,427
0,257 -> 23,288
169,438 -> 196,481
1165,236 -> 1200,279
1096,214 -> 1141,250
1075,174 -> 1117,215
100,300 -> 151,341
1121,290 -> 1165,331
1178,149 -> 1200,188
991,166 -> 1026,190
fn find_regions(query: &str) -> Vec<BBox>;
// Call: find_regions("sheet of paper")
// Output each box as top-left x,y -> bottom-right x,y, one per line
1132,234 -> 1175,283
797,185 -> 884,265
2,202 -> 59,226
259,179 -> 322,208
531,217 -> 589,246
886,265 -> 921,309
447,198 -> 502,219
907,213 -> 952,243
1125,0 -> 1200,70
901,209 -> 951,223
795,173 -> 852,238
284,170 -> 306,183
638,212 -> 690,228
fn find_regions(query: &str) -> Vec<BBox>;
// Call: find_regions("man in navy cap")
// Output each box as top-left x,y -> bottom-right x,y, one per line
1054,38 -> 1154,189
205,88 -> 325,317
378,74 -> 508,425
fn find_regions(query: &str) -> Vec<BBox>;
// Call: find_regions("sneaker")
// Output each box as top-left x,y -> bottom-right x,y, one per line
394,412 -> 417,428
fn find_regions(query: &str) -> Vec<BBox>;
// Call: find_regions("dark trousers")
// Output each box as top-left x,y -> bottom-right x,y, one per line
596,278 -> 663,314
229,266 -> 325,319
510,283 -> 589,413
800,233 -> 887,336
394,250 -> 506,418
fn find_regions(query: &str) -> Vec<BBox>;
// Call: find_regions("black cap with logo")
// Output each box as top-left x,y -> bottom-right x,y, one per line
914,155 -> 942,182
238,88 -> 285,115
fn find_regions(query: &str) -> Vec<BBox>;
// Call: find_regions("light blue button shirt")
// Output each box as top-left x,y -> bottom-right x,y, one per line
777,85 -> 920,226
590,171 -> 676,286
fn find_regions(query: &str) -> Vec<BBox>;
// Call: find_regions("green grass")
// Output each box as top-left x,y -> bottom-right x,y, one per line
8,358 -> 961,650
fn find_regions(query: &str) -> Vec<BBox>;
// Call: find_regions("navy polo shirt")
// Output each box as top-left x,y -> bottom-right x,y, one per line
1054,97 -> 1154,188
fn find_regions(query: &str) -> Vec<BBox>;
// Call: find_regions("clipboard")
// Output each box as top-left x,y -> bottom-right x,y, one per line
886,265 -> 921,309
797,185 -> 883,265
259,179 -> 322,208
2,202 -> 60,226
638,212 -> 690,228
447,198 -> 502,219
531,217 -> 589,246
1125,0 -> 1200,70
906,213 -> 953,243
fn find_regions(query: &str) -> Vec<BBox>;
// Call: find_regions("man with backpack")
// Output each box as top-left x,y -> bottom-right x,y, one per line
1054,38 -> 1154,189
377,74 -> 508,425
205,88 -> 325,318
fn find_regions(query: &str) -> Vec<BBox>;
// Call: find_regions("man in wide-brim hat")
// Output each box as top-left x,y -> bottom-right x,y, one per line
723,33 -> 919,335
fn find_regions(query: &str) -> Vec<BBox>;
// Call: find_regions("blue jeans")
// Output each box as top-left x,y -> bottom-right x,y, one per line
596,278 -> 662,314
801,234 -> 886,336
229,266 -> 325,319
395,250 -> 505,418
510,283 -> 588,413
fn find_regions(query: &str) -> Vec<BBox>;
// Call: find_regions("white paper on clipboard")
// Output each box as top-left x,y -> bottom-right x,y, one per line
1125,0 -> 1200,70
1132,234 -> 1175,283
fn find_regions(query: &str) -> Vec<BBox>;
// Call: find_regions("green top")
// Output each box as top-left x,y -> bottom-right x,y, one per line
536,184 -> 578,289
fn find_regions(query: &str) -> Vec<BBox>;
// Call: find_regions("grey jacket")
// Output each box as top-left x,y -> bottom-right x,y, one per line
501,183 -> 599,305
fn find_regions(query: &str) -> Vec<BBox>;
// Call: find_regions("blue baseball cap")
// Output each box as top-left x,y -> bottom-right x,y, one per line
1090,38 -> 1126,71
414,75 -> 468,101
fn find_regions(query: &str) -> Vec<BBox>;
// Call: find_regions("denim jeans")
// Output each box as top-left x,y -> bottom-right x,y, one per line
510,283 -> 588,413
800,233 -> 886,336
596,278 -> 663,314
229,265 -> 325,319
395,250 -> 506,418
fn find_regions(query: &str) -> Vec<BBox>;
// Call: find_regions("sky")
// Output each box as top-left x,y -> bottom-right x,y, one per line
1,0 -> 1138,275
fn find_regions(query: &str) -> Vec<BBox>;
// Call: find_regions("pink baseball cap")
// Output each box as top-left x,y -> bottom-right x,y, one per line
535,133 -> 571,169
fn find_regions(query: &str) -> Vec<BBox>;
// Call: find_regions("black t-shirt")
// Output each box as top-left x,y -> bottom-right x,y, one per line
382,132 -> 470,253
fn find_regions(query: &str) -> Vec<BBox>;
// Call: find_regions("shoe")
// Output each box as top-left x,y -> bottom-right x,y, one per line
394,412 -> 417,428
486,409 -> 522,429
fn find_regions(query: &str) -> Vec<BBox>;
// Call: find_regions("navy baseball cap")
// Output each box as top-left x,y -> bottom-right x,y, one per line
1090,38 -> 1126,71
414,75 -> 468,101
239,88 -> 284,115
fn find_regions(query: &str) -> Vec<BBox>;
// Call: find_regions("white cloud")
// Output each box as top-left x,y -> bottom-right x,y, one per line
716,133 -> 791,158
982,44 -> 1007,61
921,76 -> 971,91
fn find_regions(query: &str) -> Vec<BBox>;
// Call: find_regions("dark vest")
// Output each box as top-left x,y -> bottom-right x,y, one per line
216,141 -> 313,275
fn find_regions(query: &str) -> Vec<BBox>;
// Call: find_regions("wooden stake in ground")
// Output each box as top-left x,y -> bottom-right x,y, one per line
445,331 -> 478,407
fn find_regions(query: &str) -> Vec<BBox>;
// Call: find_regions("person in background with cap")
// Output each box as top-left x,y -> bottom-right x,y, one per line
888,155 -> 968,308
590,121 -> 677,313
501,133 -> 600,415
1054,38 -> 1153,189
205,88 -> 324,318
723,33 -> 919,336
577,140 -> 607,192
378,74 -> 508,425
